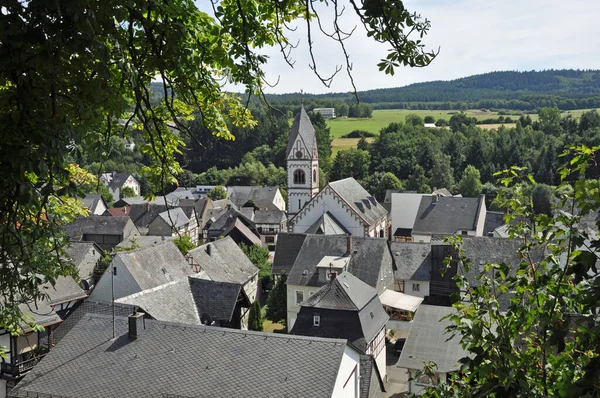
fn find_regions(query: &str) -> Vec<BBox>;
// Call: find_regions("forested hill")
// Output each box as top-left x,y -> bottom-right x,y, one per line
266,69 -> 600,111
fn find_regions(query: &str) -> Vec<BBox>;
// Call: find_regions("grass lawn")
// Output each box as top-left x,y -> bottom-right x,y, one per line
263,319 -> 285,333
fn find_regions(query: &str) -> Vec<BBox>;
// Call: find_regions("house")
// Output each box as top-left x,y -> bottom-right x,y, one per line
252,209 -> 287,245
284,234 -> 394,329
64,216 -> 140,250
89,240 -> 194,302
64,241 -> 104,291
287,106 -> 320,214
227,186 -> 286,212
81,194 -> 108,215
397,305 -> 469,395
390,193 -> 431,241
411,194 -> 487,242
116,276 -> 251,329
204,206 -> 261,246
290,271 -> 389,381
187,237 -> 259,303
313,107 -> 336,118
100,172 -> 140,202
106,204 -> 131,217
271,233 -> 308,277
146,207 -> 199,243
424,123 -> 437,128
9,311 -> 365,398
389,242 -> 432,298
483,211 -> 507,237
290,177 -> 389,238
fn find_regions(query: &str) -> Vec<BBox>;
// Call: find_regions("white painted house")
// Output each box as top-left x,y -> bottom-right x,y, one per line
100,172 -> 141,202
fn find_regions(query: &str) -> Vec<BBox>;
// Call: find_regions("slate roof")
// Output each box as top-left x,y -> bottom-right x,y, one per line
389,242 -> 432,281
115,235 -> 173,250
64,241 -> 102,281
64,216 -> 136,238
188,237 -> 258,285
113,241 -> 195,291
412,195 -> 485,236
189,278 -> 250,322
484,211 -> 506,236
207,206 -> 254,232
40,276 -> 87,305
128,202 -> 169,230
227,186 -> 281,211
397,305 -> 469,373
10,314 -> 349,398
286,106 -> 317,159
305,211 -> 350,235
81,194 -> 105,213
301,272 -> 378,311
328,178 -> 388,226
271,233 -> 308,275
254,209 -> 286,225
155,207 -> 190,229
102,172 -> 135,190
287,235 -> 395,292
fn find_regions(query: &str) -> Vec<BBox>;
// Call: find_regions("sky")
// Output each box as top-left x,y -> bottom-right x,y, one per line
203,0 -> 600,94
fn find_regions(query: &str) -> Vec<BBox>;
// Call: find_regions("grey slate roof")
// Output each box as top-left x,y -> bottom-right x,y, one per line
397,305 -> 468,373
9,300 -> 62,332
389,241 -> 432,281
155,207 -> 190,229
484,211 -> 506,236
40,276 -> 87,305
65,241 -> 102,281
81,194 -> 105,213
115,235 -> 173,250
287,235 -> 395,292
11,314 -> 349,398
207,206 -> 254,232
301,272 -> 378,311
64,215 -> 135,238
271,233 -> 308,275
128,202 -> 169,230
412,195 -> 485,236
102,172 -> 135,190
189,277 -> 250,322
286,106 -> 318,159
305,211 -> 350,235
188,237 -> 258,285
227,186 -> 281,211
329,178 -> 388,226
114,240 -> 195,291
254,209 -> 286,225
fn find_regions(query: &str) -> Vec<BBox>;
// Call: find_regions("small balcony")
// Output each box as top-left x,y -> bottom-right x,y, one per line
1,349 -> 49,380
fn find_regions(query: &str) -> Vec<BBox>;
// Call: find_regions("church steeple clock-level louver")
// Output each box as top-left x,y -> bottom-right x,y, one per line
287,106 -> 319,215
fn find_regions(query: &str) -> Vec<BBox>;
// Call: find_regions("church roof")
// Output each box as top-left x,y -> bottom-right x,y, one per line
305,212 -> 350,235
286,106 -> 318,159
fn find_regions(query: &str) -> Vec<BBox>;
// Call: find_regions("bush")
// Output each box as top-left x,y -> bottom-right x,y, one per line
341,129 -> 377,138
248,300 -> 263,331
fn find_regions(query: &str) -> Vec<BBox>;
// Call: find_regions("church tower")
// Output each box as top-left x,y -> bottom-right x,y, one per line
287,106 -> 319,214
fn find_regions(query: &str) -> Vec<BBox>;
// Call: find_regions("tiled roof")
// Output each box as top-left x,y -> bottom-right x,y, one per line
286,106 -> 317,159
10,314 -> 348,398
389,241 -> 432,281
328,178 -> 388,226
305,211 -> 350,235
271,233 -> 307,275
397,305 -> 468,373
412,195 -> 484,236
64,216 -> 134,237
187,237 -> 258,285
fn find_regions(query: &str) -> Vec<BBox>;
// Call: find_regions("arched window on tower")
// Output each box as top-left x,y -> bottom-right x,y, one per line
294,169 -> 306,185
313,169 -> 317,183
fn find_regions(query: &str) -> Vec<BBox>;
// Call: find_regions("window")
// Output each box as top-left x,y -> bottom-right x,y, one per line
295,290 -> 304,305
412,283 -> 420,292
293,169 -> 306,185
298,199 -> 302,210
313,314 -> 320,326
461,230 -> 468,235
379,229 -> 385,238
313,169 -> 317,183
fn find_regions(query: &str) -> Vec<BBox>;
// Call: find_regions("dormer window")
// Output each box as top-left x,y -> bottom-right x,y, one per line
293,169 -> 306,185
313,314 -> 320,326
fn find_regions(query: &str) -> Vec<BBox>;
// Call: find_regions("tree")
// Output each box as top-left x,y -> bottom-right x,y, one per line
242,199 -> 259,210
330,148 -> 371,181
240,243 -> 271,279
248,300 -> 263,332
424,116 -> 435,124
207,186 -> 227,201
457,165 -> 483,197
407,165 -> 431,193
531,183 -> 554,215
173,235 -> 195,255
266,272 -> 288,326
0,0 -> 437,337
120,186 -> 137,198
405,113 -> 424,126
421,149 -> 600,396
429,153 -> 454,191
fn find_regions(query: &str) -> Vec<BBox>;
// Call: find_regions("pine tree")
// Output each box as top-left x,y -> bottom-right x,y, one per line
248,300 -> 263,331
266,272 -> 288,326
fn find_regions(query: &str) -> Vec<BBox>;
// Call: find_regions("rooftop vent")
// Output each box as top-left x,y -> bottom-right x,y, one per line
303,270 -> 309,275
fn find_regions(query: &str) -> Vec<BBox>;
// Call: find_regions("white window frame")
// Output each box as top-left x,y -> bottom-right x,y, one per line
295,290 -> 304,306
313,315 -> 320,327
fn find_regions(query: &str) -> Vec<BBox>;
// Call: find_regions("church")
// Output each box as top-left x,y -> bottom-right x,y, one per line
286,107 -> 389,238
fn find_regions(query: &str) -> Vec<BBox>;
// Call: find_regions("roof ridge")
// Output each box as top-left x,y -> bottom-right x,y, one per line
115,278 -> 187,302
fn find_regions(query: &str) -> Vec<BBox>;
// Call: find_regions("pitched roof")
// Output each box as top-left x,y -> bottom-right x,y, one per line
64,216 -> 135,238
115,235 -> 173,250
154,207 -> 189,229
412,195 -> 485,236
81,194 -> 106,213
40,276 -> 87,305
271,233 -> 308,275
305,211 -> 350,235
328,178 -> 388,226
10,314 -> 349,398
187,237 -> 258,285
286,106 -> 317,159
301,272 -> 378,311
189,278 -> 250,322
226,186 -> 281,211
397,305 -> 468,373
389,241 -> 432,281
287,235 -> 394,292
484,211 -> 506,236
128,202 -> 169,230
113,241 -> 194,291
64,241 -> 102,281
102,172 -> 135,190
107,205 -> 131,217
253,209 -> 286,225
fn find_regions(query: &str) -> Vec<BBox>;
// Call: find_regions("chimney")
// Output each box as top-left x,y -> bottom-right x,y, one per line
206,244 -> 212,256
128,312 -> 145,340
432,194 -> 438,204
346,235 -> 352,256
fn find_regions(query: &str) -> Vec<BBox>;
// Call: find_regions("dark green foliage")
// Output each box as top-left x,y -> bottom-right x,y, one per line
308,112 -> 333,173
242,199 -> 259,210
341,130 -> 377,138
457,165 -> 483,197
424,115 -> 435,124
330,148 -> 371,181
207,186 -> 227,200
120,186 -> 136,198
362,172 -> 402,201
266,272 -> 287,326
240,243 -> 271,279
248,300 -> 263,332
407,165 -> 431,193
173,235 -> 195,255
531,183 -> 554,215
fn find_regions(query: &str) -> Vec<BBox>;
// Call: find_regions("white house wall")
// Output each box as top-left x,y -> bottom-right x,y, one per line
475,199 -> 487,236
331,345 -> 362,398
273,189 -> 286,211
391,193 -> 431,232
286,284 -> 319,329
89,256 -> 141,302
292,188 -> 365,236
405,280 -> 430,298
